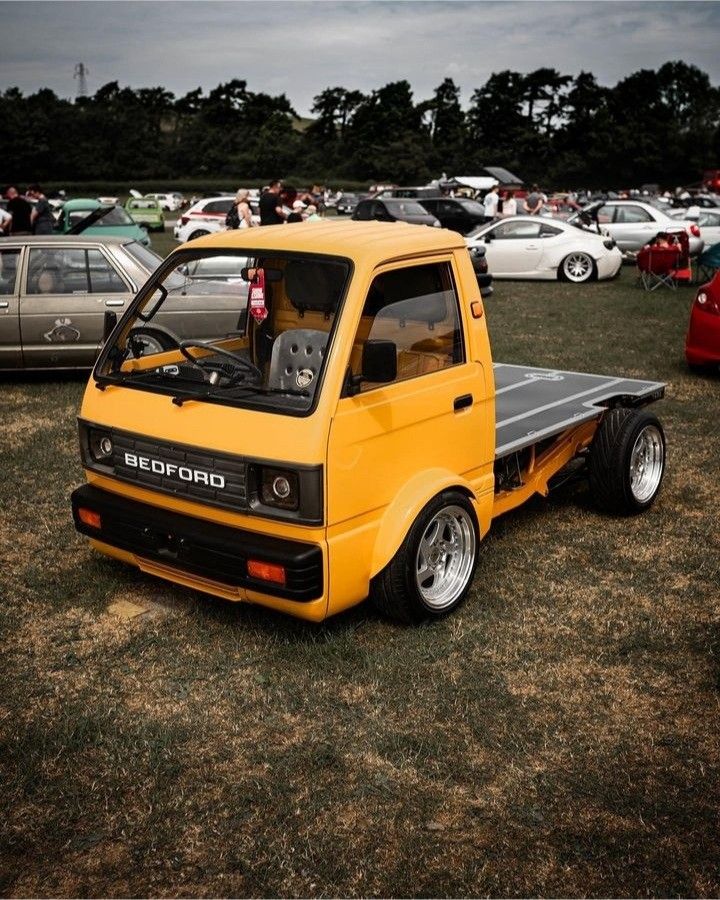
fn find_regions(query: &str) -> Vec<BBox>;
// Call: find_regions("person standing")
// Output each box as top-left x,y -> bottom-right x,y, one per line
4,186 -> 33,235
259,180 -> 288,226
525,184 -> 543,215
27,184 -> 56,234
502,190 -> 517,217
226,188 -> 255,229
483,185 -> 499,222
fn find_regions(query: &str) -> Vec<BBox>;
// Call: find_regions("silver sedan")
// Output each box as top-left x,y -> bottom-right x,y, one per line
568,200 -> 704,256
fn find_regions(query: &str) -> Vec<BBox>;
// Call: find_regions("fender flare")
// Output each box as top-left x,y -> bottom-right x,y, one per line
369,468 -> 478,578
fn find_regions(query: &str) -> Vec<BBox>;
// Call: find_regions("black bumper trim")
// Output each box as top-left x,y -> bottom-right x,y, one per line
71,484 -> 323,602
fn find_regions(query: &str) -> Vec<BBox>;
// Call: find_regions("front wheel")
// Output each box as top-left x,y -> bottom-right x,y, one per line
588,408 -> 666,515
371,491 -> 478,623
188,229 -> 210,241
560,252 -> 595,283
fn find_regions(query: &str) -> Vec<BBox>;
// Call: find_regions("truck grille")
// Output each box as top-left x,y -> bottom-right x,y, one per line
84,423 -> 249,513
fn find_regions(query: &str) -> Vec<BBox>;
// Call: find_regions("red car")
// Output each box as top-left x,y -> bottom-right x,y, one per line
686,270 -> 720,371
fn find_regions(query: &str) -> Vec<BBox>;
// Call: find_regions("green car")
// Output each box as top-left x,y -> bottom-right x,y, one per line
58,199 -> 152,247
125,197 -> 165,232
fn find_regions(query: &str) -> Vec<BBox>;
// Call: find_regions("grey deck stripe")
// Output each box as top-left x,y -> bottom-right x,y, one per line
495,378 -> 624,429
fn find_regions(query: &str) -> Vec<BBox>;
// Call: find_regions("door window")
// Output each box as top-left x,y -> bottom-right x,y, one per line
614,205 -> 653,224
0,249 -> 20,294
356,262 -> 464,391
27,248 -> 128,295
491,221 -> 542,239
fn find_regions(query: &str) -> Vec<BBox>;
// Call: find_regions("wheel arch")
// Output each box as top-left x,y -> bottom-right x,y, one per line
369,468 -> 479,579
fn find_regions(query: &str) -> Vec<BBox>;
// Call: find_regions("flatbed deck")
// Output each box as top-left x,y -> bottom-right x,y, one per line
494,363 -> 665,459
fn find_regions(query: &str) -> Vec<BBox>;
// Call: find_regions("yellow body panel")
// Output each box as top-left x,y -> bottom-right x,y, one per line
76,221 -> 578,620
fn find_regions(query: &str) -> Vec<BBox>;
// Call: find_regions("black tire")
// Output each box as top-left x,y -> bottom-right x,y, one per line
370,490 -> 478,624
588,408 -> 666,515
188,229 -> 210,241
127,325 -> 180,357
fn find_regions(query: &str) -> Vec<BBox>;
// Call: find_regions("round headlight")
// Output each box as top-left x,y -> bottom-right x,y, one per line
697,292 -> 708,305
272,476 -> 291,500
89,429 -> 113,461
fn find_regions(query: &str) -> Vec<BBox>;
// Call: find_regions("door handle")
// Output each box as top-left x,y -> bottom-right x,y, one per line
454,394 -> 473,412
104,299 -> 124,307
525,244 -> 539,249
0,301 -> 9,310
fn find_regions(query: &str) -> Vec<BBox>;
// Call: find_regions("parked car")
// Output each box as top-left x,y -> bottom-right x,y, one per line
0,235 -> 249,369
352,198 -> 440,227
686,270 -> 720,373
57,199 -> 151,247
145,192 -> 185,212
374,186 -> 443,200
465,215 -> 622,282
666,206 -> 720,247
335,192 -> 361,215
125,197 -> 165,232
567,200 -> 703,256
418,198 -> 488,235
173,196 -> 236,242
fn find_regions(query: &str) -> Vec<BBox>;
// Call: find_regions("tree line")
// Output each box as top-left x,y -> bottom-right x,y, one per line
2,61 -> 719,189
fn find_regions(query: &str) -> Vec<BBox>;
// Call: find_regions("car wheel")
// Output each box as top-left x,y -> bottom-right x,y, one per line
560,252 -> 595,283
188,229 -> 210,241
588,408 -> 666,515
127,326 -> 180,358
371,491 -> 478,623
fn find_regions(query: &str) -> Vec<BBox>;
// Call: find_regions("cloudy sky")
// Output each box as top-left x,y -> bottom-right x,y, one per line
2,0 -> 719,115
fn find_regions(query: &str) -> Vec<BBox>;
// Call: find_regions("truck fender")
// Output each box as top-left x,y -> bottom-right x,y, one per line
369,468 -> 478,579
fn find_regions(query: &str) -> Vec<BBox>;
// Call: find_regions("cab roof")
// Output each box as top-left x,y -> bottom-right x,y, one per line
181,220 -> 466,264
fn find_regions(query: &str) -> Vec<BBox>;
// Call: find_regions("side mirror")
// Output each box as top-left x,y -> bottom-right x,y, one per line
362,339 -> 397,383
484,233 -> 494,243
103,310 -> 117,342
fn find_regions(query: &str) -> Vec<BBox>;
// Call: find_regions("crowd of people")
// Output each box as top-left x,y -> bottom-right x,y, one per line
226,180 -> 327,230
1,184 -> 56,235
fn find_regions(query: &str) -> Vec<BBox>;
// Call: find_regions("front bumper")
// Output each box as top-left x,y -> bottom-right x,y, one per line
71,484 -> 323,602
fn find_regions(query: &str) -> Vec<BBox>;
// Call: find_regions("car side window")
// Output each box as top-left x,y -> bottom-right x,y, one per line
596,205 -> 613,224
439,200 -> 458,215
539,223 -> 563,237
27,248 -> 127,295
614,205 -> 653,224
87,249 -> 128,293
0,249 -> 20,294
492,221 -> 542,239
205,200 -> 232,214
354,262 -> 464,391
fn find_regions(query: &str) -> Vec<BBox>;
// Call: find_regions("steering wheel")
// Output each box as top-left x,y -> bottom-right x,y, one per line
178,339 -> 262,381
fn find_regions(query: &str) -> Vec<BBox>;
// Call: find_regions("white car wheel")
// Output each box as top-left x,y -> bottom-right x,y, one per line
561,252 -> 595,283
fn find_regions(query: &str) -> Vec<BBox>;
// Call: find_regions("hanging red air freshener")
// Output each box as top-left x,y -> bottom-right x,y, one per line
249,268 -> 268,323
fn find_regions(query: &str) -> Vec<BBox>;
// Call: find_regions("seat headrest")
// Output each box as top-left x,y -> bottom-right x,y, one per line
284,260 -> 345,314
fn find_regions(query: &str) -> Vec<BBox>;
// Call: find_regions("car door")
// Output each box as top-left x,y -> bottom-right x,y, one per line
20,245 -> 133,368
698,211 -> 720,246
609,204 -> 659,251
0,247 -> 23,368
482,220 -> 544,275
327,258 -> 490,595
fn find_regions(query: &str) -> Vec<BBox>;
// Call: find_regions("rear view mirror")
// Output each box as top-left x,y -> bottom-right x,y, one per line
241,267 -> 283,283
362,340 -> 397,383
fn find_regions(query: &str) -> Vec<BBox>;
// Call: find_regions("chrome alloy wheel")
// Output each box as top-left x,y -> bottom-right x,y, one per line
562,252 -> 593,282
629,424 -> 665,503
415,505 -> 476,610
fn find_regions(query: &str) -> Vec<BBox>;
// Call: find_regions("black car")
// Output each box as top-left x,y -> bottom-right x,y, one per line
336,193 -> 361,215
418,198 -> 488,235
351,198 -> 440,227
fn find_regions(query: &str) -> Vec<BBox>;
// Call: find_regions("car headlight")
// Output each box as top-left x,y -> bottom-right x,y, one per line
247,463 -> 323,523
87,427 -> 113,463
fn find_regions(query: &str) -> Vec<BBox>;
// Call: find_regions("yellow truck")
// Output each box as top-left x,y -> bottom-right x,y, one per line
71,222 -> 666,623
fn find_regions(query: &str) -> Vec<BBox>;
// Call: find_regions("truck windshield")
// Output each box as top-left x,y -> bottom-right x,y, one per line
95,249 -> 350,416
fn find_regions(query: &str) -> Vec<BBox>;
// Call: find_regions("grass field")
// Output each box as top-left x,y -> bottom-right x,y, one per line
1,263 -> 719,897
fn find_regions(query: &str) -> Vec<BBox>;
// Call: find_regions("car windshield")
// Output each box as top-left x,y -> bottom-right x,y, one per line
385,200 -> 427,216
96,249 -> 350,416
69,206 -> 136,227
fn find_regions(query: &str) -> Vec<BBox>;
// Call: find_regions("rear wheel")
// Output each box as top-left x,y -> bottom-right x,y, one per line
560,252 -> 595,283
371,491 -> 478,623
188,229 -> 210,241
588,408 -> 665,514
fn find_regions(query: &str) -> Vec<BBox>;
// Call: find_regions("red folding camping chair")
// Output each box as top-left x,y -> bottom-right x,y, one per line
637,233 -> 683,291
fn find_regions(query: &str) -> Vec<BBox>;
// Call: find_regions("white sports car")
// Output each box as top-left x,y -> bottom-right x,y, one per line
465,215 -> 623,283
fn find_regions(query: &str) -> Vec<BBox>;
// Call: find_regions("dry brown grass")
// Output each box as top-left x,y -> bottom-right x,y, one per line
1,272 -> 719,897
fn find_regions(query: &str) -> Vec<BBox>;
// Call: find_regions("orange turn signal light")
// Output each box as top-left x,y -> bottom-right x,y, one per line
247,559 -> 286,585
78,507 -> 102,529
